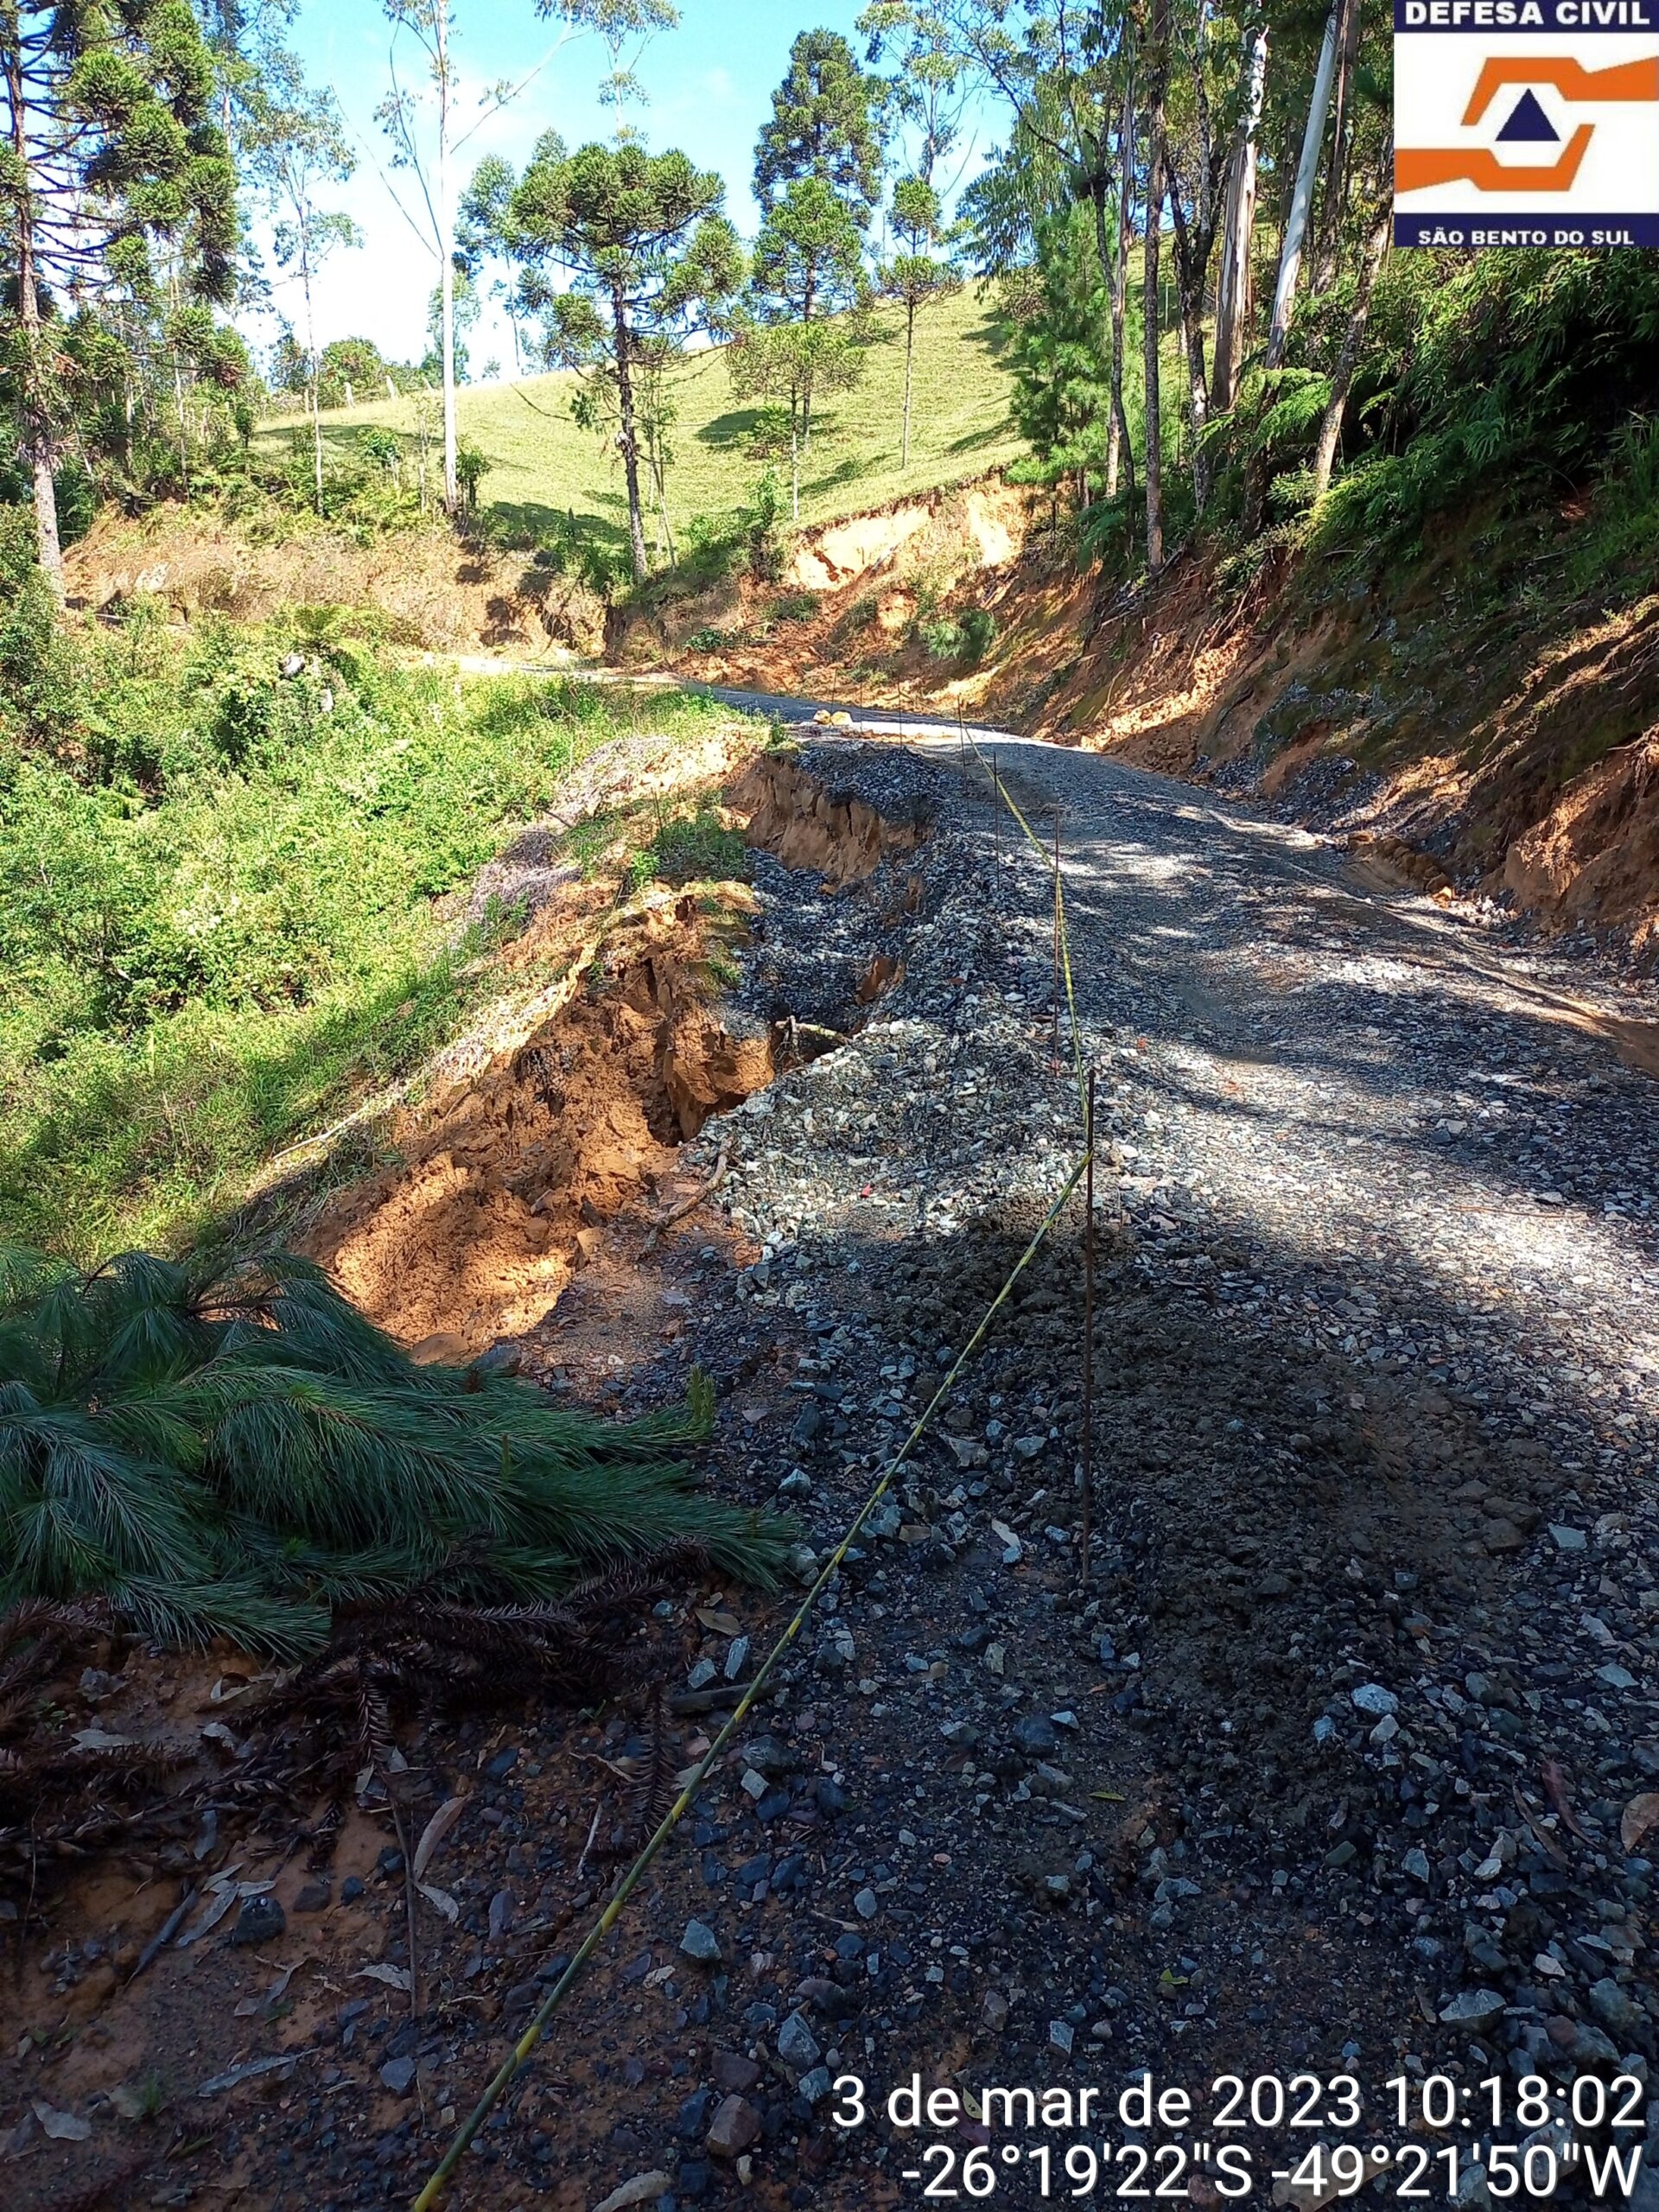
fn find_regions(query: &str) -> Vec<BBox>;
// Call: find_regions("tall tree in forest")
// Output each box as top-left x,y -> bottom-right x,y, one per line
1141,0 -> 1169,572
883,175 -> 957,464
585,0 -> 679,140
1311,181 -> 1389,497
1160,13 -> 1229,516
244,58 -> 358,513
858,0 -> 972,185
201,0 -> 298,167
1,0 -> 237,593
1211,16 -> 1267,413
1312,0 -> 1363,290
507,139 -> 739,580
377,0 -> 463,511
1106,45 -> 1134,502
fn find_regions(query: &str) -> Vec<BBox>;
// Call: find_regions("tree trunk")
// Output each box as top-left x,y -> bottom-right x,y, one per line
1312,198 -> 1389,499
1265,0 -> 1341,372
302,251 -> 323,516
1212,20 -> 1267,412
1142,3 -> 1168,574
1166,180 -> 1211,518
902,298 -> 915,466
1106,54 -> 1135,505
611,286 -> 648,582
436,7 -> 458,515
8,45 -> 61,596
1313,0 -> 1363,294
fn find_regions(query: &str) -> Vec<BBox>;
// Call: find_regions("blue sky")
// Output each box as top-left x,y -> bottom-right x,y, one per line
266,0 -> 998,375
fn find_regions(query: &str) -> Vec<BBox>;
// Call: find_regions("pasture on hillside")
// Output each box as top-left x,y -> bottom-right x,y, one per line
260,293 -> 1021,549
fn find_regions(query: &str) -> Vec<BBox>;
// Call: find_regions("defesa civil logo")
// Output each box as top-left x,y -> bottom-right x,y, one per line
1394,0 -> 1659,245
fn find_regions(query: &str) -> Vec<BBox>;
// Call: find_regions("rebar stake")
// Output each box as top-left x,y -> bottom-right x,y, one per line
1080,1065 -> 1096,1590
1052,810 -> 1063,1072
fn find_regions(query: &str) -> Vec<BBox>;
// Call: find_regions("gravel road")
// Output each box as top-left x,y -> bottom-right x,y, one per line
652,709 -> 1659,2204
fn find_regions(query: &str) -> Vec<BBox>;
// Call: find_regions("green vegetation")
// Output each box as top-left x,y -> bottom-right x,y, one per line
0,527 -> 742,1258
260,289 -> 1020,553
1300,253 -> 1659,594
626,806 -> 750,891
0,1242 -> 784,1654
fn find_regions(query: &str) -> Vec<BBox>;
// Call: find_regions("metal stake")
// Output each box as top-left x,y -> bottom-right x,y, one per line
1052,810 -> 1063,1072
1080,1065 -> 1096,1590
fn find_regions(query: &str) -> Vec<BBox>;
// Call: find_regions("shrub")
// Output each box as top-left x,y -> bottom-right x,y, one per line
917,606 -> 995,665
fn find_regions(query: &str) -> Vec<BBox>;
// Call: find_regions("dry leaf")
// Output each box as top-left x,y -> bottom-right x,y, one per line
412,1794 -> 467,1881
1621,1792 -> 1659,1853
354,1963 -> 411,1993
176,1888 -> 238,1948
196,2052 -> 309,2097
416,1883 -> 459,1923
696,1607 -> 741,1635
1541,1758 -> 1591,1841
71,1726 -> 135,1752
592,2175 -> 671,2212
33,2101 -> 91,2141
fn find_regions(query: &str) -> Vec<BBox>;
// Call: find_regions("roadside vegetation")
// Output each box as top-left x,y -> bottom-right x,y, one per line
0,514 -> 740,1260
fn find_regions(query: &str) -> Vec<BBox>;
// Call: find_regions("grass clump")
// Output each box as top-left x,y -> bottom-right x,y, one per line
0,1243 -> 785,1656
627,805 -> 750,892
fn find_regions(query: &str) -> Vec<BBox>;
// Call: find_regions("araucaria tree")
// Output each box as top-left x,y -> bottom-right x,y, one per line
508,140 -> 739,582
754,27 -> 884,214
0,0 -> 237,593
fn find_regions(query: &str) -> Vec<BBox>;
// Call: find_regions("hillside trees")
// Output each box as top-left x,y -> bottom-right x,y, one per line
742,27 -> 885,484
243,54 -> 358,513
507,139 -> 741,580
0,0 -> 238,594
938,0 -> 1437,565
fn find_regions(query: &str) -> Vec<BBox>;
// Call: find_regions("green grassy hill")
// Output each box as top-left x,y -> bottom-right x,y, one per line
263,292 -> 1021,550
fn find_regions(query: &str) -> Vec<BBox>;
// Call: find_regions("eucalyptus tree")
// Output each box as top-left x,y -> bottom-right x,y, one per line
244,55 -> 359,512
376,0 -> 645,517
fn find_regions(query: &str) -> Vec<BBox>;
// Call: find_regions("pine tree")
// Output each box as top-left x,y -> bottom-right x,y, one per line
1004,203 -> 1117,512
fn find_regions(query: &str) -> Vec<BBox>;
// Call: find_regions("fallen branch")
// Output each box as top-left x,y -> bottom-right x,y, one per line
644,1141 -> 732,1249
